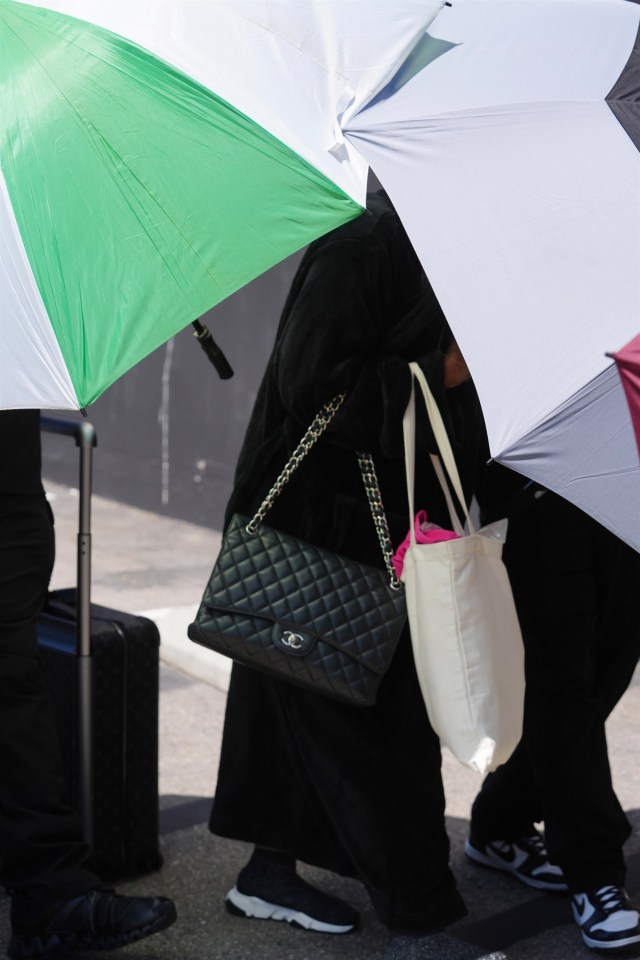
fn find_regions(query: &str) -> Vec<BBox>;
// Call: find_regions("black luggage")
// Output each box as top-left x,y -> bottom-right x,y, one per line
37,416 -> 162,881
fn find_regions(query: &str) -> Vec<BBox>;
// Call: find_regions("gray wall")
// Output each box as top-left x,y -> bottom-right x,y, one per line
42,249 -> 304,532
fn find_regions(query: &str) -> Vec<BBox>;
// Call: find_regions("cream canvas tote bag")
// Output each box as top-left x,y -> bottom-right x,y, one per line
402,362 -> 525,774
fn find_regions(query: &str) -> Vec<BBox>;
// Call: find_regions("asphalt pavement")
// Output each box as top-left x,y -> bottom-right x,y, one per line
1,480 -> 638,960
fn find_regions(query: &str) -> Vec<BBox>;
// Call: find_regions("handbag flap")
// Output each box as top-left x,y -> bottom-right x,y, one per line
199,514 -> 406,676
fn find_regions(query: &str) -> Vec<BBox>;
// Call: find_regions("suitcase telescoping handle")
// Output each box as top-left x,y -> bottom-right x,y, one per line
40,416 -> 96,655
40,415 -> 97,850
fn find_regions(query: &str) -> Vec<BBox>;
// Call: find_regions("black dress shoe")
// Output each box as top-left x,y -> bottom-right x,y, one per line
8,888 -> 177,958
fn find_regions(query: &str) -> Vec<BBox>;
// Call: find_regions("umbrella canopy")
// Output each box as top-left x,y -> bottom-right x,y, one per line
345,0 -> 640,551
3,0 -> 638,551
0,0 -> 442,409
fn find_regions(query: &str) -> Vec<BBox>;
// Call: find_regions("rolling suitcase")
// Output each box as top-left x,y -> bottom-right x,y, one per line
37,416 -> 163,881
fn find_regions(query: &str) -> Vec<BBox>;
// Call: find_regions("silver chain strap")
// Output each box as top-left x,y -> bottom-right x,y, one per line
247,393 -> 347,532
357,451 -> 402,590
247,394 -> 402,591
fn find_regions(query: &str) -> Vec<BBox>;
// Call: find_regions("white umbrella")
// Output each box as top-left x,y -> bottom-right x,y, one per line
345,0 -> 640,551
0,0 -> 441,409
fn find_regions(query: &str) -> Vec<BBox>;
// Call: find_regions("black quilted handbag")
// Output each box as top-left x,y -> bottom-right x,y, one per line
188,394 -> 407,706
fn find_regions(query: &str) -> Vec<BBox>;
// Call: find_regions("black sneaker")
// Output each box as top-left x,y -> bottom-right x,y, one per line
8,888 -> 177,958
226,853 -> 358,934
572,885 -> 640,952
464,832 -> 568,891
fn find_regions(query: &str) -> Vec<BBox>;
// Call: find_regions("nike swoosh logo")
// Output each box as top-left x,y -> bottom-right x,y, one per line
487,842 -> 518,865
573,896 -> 589,922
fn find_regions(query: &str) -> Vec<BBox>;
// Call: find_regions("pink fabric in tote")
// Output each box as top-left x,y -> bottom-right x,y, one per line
392,509 -> 460,577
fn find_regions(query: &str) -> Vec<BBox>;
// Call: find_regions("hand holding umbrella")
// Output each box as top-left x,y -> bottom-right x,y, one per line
443,339 -> 471,389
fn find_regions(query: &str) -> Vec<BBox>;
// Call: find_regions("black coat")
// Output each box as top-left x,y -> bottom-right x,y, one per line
225,191 -> 487,563
210,193 -> 488,932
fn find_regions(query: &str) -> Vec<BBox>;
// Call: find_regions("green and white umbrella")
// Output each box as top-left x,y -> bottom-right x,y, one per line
1,0 -> 441,409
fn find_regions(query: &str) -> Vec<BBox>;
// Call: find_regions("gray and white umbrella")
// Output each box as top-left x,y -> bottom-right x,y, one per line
346,0 -> 640,551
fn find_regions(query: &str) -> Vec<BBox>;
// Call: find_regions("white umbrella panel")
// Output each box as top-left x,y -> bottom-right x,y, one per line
346,0 -> 640,552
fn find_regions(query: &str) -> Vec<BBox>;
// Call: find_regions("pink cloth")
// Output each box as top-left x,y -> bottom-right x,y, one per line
392,509 -> 460,577
612,334 -> 640,460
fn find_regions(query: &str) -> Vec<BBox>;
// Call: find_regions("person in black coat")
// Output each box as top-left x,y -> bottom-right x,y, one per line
0,410 -> 176,958
208,192 -> 524,959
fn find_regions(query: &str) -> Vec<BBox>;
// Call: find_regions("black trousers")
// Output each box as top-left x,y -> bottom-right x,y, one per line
471,491 -> 640,892
0,491 -> 99,900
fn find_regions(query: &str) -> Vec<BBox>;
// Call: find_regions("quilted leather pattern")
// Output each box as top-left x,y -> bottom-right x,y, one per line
188,514 -> 407,706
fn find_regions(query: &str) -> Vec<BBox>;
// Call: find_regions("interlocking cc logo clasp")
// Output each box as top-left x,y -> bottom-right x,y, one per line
282,631 -> 304,649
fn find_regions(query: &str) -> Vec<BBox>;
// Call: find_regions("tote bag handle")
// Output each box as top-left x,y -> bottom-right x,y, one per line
403,361 -> 475,538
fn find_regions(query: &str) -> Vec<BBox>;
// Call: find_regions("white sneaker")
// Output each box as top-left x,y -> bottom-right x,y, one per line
464,832 -> 568,892
572,884 -> 640,951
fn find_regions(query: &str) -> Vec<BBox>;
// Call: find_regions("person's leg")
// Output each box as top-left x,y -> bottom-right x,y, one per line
211,662 -> 363,934
469,743 -> 539,841
561,516 -> 640,953
507,495 -> 636,892
0,492 -> 98,898
465,493 -> 570,893
227,846 -> 359,934
491,493 -> 640,952
0,490 -> 177,958
295,632 -> 465,933
213,634 -> 513,958
466,743 -> 566,892
212,632 -> 466,933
